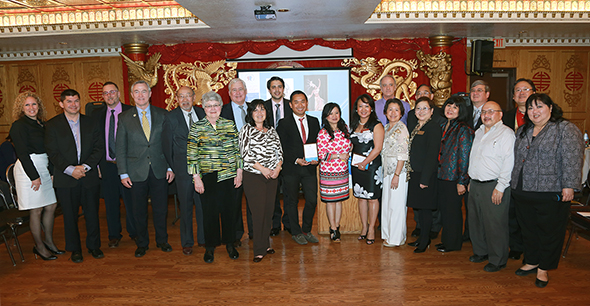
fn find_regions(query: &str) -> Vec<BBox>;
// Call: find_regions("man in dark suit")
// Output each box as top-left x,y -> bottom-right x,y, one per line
502,78 -> 536,261
277,90 -> 321,245
468,80 -> 490,130
45,89 -> 104,263
221,77 -> 251,245
116,80 -> 175,257
92,81 -> 136,248
163,86 -> 206,256
264,76 -> 292,236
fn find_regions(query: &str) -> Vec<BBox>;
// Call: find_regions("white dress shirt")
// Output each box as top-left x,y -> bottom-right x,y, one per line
468,121 -> 515,192
181,108 -> 199,129
293,112 -> 309,143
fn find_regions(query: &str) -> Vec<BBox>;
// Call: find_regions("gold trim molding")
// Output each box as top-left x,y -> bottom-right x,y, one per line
375,0 -> 590,13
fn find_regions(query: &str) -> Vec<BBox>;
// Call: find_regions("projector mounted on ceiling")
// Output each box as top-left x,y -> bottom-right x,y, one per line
255,5 -> 276,20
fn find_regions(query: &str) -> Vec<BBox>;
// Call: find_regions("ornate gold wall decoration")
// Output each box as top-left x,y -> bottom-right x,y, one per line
52,66 -> 71,83
416,50 -> 452,106
162,60 -> 237,110
342,57 -> 418,103
87,64 -> 106,82
120,52 -> 161,88
17,67 -> 36,86
531,55 -> 551,72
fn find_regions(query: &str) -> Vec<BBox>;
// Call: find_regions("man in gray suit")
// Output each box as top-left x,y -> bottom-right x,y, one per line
163,86 -> 206,255
116,80 -> 175,257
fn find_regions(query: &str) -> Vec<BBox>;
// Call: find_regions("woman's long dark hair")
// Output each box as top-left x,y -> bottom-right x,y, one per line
442,96 -> 469,124
519,93 -> 564,138
245,99 -> 272,129
321,103 -> 350,140
351,94 -> 379,132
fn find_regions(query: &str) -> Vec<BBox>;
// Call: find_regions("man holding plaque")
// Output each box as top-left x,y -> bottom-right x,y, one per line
276,90 -> 321,245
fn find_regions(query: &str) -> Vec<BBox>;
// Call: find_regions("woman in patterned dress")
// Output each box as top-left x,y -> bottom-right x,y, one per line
380,99 -> 409,247
238,99 -> 283,262
317,103 -> 351,242
350,94 -> 384,245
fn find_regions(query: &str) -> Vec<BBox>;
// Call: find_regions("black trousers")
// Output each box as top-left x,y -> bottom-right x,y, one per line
437,179 -> 464,250
282,167 -> 317,236
200,172 -> 237,248
243,171 -> 277,256
513,190 -> 569,270
176,175 -> 205,247
101,161 -> 136,240
55,181 -> 100,252
234,185 -> 253,240
508,195 -> 524,253
413,207 -> 443,232
271,175 -> 290,230
129,167 -> 169,248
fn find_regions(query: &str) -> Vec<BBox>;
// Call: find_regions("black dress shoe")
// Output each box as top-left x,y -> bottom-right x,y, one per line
253,255 -> 264,263
437,247 -> 456,253
156,243 -> 172,252
411,228 -> 421,237
135,246 -> 149,257
71,251 -> 83,263
535,278 -> 548,288
88,249 -> 104,259
515,267 -> 538,276
226,245 -> 239,259
484,263 -> 506,272
508,250 -> 523,260
408,240 -> 420,247
204,250 -> 214,263
284,227 -> 292,235
469,254 -> 489,263
266,248 -> 275,254
429,231 -> 439,239
233,239 -> 242,247
270,228 -> 280,236
435,243 -> 444,248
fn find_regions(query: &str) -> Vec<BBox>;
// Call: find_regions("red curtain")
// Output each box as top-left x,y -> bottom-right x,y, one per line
123,38 -> 467,109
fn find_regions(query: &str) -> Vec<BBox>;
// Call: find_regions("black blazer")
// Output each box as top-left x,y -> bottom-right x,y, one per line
45,113 -> 103,188
466,104 -> 484,130
502,107 -> 518,131
116,105 -> 170,181
264,98 -> 292,127
220,103 -> 235,122
408,119 -> 442,185
91,103 -> 133,167
276,114 -> 320,175
407,106 -> 445,130
163,106 -> 205,178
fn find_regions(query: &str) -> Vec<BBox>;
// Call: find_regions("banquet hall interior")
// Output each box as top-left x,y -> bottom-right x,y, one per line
1,0 -> 590,304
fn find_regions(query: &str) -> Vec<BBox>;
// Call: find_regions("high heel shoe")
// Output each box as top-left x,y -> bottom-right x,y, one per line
44,242 -> 66,255
334,226 -> 341,242
33,247 -> 57,261
413,239 -> 431,253
358,229 -> 367,240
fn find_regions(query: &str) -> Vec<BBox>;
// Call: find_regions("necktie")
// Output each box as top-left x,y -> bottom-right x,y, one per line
299,117 -> 306,143
188,112 -> 195,128
275,103 -> 280,128
474,109 -> 481,127
108,109 -> 116,159
141,111 -> 150,141
239,104 -> 246,123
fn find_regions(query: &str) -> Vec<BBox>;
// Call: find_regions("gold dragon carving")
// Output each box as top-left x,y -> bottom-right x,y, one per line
162,60 -> 237,110
120,52 -> 162,88
416,50 -> 453,106
342,57 -> 418,105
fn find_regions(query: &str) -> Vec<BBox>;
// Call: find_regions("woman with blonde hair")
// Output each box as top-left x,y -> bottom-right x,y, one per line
9,92 -> 62,260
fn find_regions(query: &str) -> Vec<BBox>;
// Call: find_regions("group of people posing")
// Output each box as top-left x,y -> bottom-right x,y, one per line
8,74 -> 583,289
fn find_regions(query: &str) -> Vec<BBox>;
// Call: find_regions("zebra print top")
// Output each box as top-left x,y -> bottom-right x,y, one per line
239,124 -> 283,175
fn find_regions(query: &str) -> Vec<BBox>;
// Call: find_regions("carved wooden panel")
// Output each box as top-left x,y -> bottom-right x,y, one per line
560,51 -> 587,113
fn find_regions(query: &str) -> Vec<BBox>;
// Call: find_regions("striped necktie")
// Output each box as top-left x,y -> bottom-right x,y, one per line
141,111 -> 150,141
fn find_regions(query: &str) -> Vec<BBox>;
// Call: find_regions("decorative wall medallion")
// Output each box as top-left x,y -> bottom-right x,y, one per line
342,57 -> 418,103
531,55 -> 552,93
88,81 -> 104,102
563,54 -> 585,107
53,83 -> 69,113
19,85 -> 36,93
162,60 -> 237,110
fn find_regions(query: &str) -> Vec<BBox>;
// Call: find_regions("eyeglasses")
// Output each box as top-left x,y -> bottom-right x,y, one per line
177,94 -> 193,99
133,90 -> 149,95
416,91 -> 431,97
416,107 -> 430,112
203,104 -> 221,109
481,109 -> 502,115
102,90 -> 118,96
515,88 -> 532,93
470,88 -> 485,93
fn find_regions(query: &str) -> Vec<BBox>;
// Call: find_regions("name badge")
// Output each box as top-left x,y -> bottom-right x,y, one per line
417,131 -> 425,135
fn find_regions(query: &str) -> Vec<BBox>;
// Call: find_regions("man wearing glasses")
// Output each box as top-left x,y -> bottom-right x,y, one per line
469,80 -> 491,130
467,101 -> 515,273
92,82 -> 136,248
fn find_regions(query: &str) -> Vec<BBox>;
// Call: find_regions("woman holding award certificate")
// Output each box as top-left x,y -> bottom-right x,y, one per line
350,94 -> 384,245
317,103 -> 352,242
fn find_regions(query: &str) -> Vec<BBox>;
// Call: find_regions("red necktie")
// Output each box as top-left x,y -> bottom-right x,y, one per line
299,117 -> 306,143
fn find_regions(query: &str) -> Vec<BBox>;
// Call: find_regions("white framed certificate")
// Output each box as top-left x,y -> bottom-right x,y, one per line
352,153 -> 368,170
303,143 -> 318,162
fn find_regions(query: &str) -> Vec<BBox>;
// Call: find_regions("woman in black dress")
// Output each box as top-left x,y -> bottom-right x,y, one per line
351,94 -> 384,245
407,97 -> 442,253
9,92 -> 63,260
